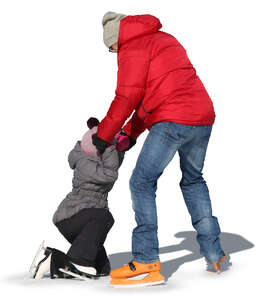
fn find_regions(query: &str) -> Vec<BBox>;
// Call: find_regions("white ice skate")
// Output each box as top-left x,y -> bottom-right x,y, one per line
29,241 -> 52,279
59,264 -> 98,281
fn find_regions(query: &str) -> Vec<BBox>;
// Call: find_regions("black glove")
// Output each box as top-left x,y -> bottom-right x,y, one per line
117,131 -> 136,152
92,134 -> 108,155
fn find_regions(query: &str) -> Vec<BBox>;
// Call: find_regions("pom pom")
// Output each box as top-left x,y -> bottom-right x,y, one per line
87,117 -> 99,129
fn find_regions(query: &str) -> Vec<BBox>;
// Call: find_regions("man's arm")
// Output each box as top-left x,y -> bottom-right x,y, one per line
122,110 -> 147,140
97,49 -> 150,143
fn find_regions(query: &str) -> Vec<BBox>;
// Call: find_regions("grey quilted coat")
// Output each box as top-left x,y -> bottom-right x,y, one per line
52,141 -> 125,224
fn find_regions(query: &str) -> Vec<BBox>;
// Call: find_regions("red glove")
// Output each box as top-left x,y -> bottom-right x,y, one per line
115,132 -> 136,152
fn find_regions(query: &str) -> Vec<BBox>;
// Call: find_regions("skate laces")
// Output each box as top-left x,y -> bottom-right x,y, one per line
128,261 -> 136,271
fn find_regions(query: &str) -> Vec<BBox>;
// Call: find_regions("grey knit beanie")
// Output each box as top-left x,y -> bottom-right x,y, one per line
102,11 -> 127,48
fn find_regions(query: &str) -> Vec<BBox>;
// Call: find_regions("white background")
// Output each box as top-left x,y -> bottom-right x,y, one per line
0,0 -> 271,298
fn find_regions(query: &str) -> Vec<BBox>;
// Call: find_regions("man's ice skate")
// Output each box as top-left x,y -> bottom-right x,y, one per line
110,261 -> 165,288
29,241 -> 52,279
206,253 -> 229,274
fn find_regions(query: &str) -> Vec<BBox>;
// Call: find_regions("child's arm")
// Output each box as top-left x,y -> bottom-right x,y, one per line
77,146 -> 120,184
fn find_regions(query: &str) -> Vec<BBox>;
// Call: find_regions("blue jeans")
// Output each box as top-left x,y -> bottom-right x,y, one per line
129,121 -> 224,264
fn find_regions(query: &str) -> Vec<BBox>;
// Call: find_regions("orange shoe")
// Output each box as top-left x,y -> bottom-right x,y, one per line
110,260 -> 161,279
207,254 -> 226,274
110,271 -> 165,288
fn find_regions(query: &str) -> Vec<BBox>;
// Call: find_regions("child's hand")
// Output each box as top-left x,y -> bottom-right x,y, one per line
115,133 -> 130,151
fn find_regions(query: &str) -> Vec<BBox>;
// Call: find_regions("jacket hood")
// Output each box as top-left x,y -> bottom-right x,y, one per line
118,14 -> 162,47
68,142 -> 94,169
68,141 -> 117,170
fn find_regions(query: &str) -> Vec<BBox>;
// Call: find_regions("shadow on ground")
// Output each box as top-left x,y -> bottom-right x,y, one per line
108,231 -> 254,281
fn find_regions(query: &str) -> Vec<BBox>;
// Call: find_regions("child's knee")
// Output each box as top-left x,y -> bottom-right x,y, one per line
96,209 -> 114,227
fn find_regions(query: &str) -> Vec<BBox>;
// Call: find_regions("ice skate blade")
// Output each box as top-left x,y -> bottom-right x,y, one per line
110,272 -> 166,288
111,280 -> 165,288
34,253 -> 52,279
59,268 -> 95,281
29,240 -> 46,277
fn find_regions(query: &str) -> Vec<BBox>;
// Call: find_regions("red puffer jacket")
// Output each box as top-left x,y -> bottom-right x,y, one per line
97,14 -> 215,142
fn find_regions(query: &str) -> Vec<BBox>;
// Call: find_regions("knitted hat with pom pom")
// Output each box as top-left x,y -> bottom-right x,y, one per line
81,117 -> 100,156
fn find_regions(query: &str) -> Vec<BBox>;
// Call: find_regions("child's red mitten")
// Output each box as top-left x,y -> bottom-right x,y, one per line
115,133 -> 130,152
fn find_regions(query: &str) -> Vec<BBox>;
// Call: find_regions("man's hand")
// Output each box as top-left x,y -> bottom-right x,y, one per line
92,134 -> 108,155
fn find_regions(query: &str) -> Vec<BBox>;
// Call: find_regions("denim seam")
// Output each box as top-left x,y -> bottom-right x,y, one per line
160,122 -> 171,144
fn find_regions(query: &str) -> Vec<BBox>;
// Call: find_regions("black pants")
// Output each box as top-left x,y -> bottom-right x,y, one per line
55,208 -> 114,272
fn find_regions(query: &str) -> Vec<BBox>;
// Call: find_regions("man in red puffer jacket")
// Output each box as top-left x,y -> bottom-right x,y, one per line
92,12 -> 227,287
